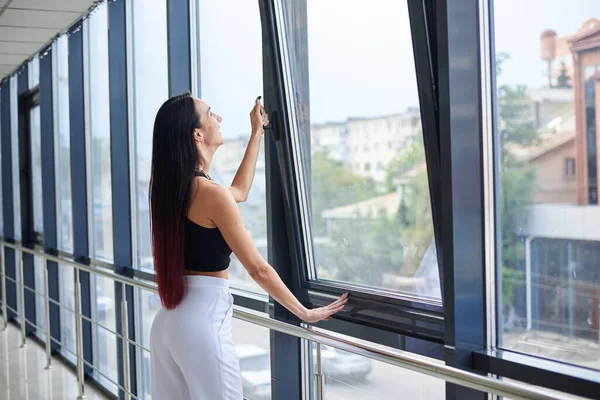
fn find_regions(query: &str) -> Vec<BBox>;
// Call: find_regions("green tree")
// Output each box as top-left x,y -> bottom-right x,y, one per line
315,136 -> 434,286
311,150 -> 377,236
384,135 -> 425,192
497,55 -> 538,310
556,61 -> 572,89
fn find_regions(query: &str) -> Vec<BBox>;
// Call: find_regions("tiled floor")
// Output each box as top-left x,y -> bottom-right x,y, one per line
0,322 -> 110,400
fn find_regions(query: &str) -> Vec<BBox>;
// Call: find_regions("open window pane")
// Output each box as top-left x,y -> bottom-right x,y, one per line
494,0 -> 600,369
281,0 -> 440,299
196,0 -> 266,294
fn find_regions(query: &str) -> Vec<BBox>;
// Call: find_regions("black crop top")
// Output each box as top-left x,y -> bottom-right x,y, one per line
184,171 -> 232,272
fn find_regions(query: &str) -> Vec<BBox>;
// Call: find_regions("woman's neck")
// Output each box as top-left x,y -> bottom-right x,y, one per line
198,153 -> 213,173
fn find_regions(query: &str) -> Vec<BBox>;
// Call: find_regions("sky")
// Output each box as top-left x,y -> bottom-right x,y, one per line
493,0 -> 599,87
127,0 -> 599,142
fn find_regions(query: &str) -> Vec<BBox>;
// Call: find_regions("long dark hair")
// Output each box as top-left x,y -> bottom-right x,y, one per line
149,92 -> 205,309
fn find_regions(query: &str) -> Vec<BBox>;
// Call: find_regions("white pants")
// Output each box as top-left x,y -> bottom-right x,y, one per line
150,276 -> 243,400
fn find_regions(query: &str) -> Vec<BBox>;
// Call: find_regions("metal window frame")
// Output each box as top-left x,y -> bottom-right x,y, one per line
436,0 -> 488,397
262,0 -> 446,353
167,0 -> 192,96
17,66 -> 39,337
40,46 -> 62,352
0,80 -> 17,321
107,0 -> 137,397
68,23 -> 94,377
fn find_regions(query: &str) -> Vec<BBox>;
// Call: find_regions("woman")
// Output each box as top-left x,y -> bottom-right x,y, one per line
149,92 -> 348,400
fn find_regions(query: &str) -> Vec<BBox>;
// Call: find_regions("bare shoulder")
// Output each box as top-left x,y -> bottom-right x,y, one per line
189,177 -> 235,224
193,178 -> 236,211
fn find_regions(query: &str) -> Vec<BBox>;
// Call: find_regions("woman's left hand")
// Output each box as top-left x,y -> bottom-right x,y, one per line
250,99 -> 269,136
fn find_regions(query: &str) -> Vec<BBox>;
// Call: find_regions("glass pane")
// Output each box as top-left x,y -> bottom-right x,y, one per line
30,105 -> 43,233
28,57 -> 39,89
131,0 -> 168,270
137,287 -> 161,399
92,273 -> 117,393
54,36 -> 73,252
197,0 -> 266,294
59,263 -> 76,363
34,256 -> 46,340
87,3 -> 113,261
306,341 -> 444,399
494,1 -> 600,369
232,319 -> 271,400
282,0 -> 439,299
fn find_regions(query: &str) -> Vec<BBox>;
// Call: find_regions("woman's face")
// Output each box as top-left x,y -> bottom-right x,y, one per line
194,98 -> 223,148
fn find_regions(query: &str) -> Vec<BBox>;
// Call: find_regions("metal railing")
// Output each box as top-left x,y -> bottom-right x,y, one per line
0,240 -> 584,400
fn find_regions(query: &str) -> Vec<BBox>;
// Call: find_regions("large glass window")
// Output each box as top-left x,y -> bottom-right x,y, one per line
54,35 -> 73,252
137,287 -> 161,399
196,0 -> 266,294
30,104 -> 43,234
232,319 -> 271,400
28,57 -> 39,89
129,0 -> 169,393
92,273 -> 117,393
494,1 -> 600,369
305,340 -> 444,399
282,0 -> 439,299
131,0 -> 168,270
86,2 -> 113,261
34,256 -> 46,341
59,264 -> 76,363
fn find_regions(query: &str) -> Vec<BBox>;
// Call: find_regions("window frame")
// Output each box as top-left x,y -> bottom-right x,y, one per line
263,0 -> 446,346
472,0 -> 600,397
18,87 -> 43,248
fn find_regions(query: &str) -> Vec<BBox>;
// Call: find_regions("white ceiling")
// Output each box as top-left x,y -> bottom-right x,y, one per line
0,0 -> 95,81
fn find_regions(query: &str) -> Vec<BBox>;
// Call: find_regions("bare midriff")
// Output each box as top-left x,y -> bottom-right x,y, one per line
184,269 -> 229,279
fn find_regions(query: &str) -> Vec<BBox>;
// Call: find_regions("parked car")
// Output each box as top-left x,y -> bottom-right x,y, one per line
314,345 -> 372,383
236,344 -> 271,400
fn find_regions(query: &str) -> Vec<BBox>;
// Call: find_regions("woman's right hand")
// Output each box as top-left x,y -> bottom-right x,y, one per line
302,293 -> 349,323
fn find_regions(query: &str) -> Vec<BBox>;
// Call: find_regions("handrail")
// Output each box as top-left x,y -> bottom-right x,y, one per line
0,241 -> 579,400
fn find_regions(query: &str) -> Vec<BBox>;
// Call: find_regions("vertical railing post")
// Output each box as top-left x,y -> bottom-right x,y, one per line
75,269 -> 86,399
18,249 -> 26,347
1,244 -> 7,331
121,284 -> 131,400
43,261 -> 52,369
315,342 -> 325,400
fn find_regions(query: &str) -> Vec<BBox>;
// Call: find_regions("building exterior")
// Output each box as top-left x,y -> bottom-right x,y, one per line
570,21 -> 600,205
539,19 -> 600,89
212,135 -> 266,175
310,109 -> 422,182
310,121 -> 347,162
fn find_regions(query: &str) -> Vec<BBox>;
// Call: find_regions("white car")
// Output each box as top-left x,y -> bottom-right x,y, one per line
314,345 -> 372,383
236,344 -> 271,400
